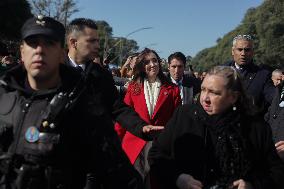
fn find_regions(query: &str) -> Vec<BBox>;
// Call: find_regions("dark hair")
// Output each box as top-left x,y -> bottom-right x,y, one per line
66,18 -> 97,37
132,48 -> 170,84
168,52 -> 186,66
206,66 -> 256,114
111,68 -> 121,77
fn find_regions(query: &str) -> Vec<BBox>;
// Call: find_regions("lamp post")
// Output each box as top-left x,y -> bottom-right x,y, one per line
125,27 -> 153,38
104,27 -> 153,65
119,27 -> 153,65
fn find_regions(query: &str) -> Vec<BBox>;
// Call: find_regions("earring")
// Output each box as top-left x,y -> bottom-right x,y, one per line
233,105 -> 237,111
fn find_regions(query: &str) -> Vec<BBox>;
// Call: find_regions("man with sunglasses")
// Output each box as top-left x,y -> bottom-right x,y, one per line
225,34 -> 275,115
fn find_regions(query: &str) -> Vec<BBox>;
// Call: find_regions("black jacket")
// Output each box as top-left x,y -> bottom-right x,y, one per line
0,64 -> 143,189
167,73 -> 201,104
225,61 -> 275,113
149,103 -> 284,189
65,58 -> 148,139
265,82 -> 284,143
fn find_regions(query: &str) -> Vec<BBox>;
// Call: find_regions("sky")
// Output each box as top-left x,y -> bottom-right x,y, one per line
71,0 -> 263,59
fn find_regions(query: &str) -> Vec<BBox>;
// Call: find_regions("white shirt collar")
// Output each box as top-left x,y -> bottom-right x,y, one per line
171,77 -> 183,85
234,62 -> 241,70
68,55 -> 86,70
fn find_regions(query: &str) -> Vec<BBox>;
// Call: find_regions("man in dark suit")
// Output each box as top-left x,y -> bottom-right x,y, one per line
265,81 -> 284,161
167,52 -> 200,104
225,34 -> 275,114
65,18 -> 162,136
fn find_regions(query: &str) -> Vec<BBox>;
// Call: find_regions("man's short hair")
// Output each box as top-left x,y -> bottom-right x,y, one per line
66,18 -> 98,37
272,69 -> 283,76
232,34 -> 253,46
168,52 -> 186,66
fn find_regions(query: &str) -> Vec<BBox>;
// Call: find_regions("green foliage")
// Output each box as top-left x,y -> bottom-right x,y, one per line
96,21 -> 139,66
191,0 -> 284,71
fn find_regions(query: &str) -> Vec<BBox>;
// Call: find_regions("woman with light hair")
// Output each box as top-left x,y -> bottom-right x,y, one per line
149,66 -> 284,189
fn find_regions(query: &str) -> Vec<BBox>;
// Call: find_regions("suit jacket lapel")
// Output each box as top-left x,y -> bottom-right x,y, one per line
183,86 -> 193,104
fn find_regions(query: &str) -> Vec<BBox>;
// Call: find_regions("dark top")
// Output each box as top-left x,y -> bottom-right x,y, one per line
265,82 -> 284,143
0,64 -> 143,189
65,58 -> 148,139
167,73 -> 201,103
149,102 -> 284,189
225,61 -> 275,113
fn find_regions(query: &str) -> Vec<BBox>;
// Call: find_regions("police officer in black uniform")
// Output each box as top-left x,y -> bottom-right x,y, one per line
0,16 -> 143,189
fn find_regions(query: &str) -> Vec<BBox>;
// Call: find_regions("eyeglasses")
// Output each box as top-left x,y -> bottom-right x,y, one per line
144,58 -> 159,65
233,34 -> 253,41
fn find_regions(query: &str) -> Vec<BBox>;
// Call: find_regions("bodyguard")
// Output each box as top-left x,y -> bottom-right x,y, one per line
225,34 -> 275,114
0,16 -> 142,189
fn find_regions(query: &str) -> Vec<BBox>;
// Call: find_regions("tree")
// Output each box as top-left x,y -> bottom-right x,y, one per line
108,37 -> 139,66
96,20 -> 139,66
185,55 -> 192,70
191,0 -> 284,71
0,0 -> 32,40
29,0 -> 78,26
96,21 -> 113,59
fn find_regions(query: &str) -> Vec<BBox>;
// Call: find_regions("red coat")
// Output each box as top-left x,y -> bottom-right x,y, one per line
115,82 -> 181,164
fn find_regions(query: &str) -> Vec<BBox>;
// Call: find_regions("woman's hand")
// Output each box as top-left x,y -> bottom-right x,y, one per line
232,179 -> 253,189
123,56 -> 132,67
176,173 -> 203,189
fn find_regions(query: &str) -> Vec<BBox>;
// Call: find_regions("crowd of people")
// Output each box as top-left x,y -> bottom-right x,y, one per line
0,15 -> 284,189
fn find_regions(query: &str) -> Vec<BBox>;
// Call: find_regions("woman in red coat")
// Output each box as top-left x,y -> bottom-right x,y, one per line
115,48 -> 181,187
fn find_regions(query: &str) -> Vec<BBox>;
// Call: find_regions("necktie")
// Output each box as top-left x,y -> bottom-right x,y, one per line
178,82 -> 182,89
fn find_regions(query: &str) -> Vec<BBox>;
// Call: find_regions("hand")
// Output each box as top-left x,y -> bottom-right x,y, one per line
123,56 -> 132,67
176,173 -> 203,189
275,141 -> 284,160
232,179 -> 253,189
142,125 -> 164,134
1,56 -> 13,65
129,56 -> 138,69
124,81 -> 130,89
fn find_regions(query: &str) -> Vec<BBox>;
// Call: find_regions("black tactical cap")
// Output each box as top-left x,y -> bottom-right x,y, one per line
21,15 -> 65,44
